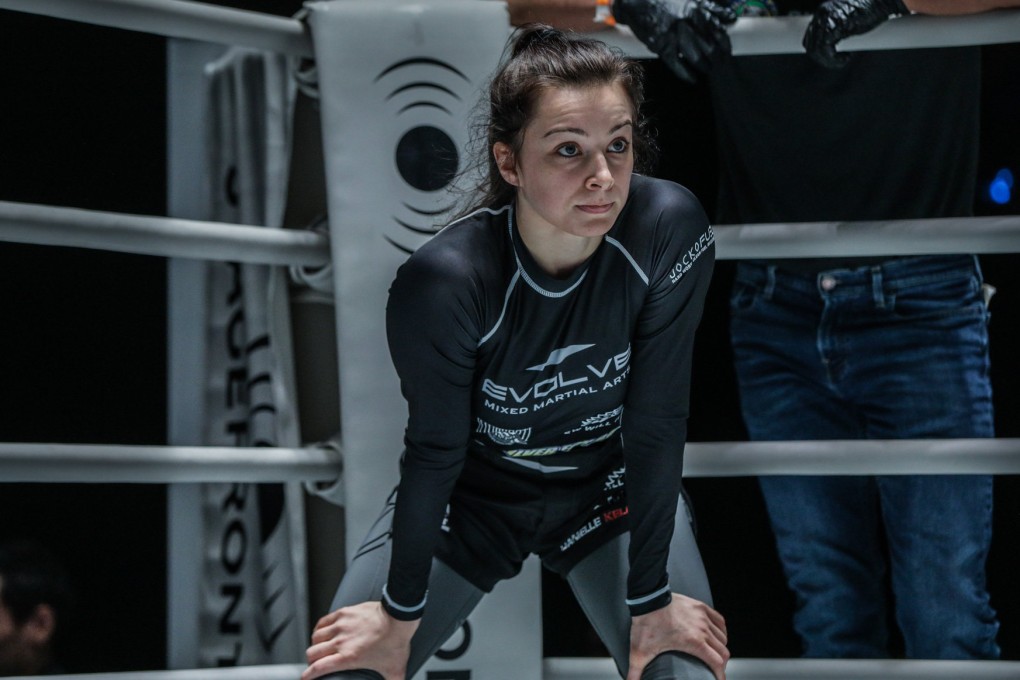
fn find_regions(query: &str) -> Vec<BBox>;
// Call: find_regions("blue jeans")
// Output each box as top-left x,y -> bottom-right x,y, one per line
729,255 -> 999,659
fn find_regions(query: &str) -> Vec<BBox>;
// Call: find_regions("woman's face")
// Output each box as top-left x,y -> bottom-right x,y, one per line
494,82 -> 634,243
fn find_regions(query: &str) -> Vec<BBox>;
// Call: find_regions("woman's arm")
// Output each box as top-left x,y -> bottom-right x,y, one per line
382,251 -> 480,618
303,247 -> 479,679
619,183 -> 716,617
619,182 -> 722,675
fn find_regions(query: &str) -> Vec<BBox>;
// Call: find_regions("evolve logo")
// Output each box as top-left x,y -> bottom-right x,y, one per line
526,344 -> 595,372
374,57 -> 472,254
482,345 -> 631,414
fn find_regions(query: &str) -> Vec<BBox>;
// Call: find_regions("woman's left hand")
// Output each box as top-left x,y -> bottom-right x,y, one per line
627,593 -> 729,680
302,601 -> 419,680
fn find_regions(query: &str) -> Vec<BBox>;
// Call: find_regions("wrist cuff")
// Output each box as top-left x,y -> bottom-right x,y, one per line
626,586 -> 672,617
381,584 -> 427,621
624,587 -> 673,615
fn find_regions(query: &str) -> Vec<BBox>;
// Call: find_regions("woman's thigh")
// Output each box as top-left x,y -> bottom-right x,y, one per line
565,491 -> 714,678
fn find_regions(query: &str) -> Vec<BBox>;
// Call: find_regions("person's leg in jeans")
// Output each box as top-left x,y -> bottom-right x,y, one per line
848,256 -> 999,658
319,491 -> 485,679
730,262 -> 891,657
566,492 -> 716,679
878,475 -> 997,658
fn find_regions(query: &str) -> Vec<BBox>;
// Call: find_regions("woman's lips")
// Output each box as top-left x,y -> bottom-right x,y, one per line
577,202 -> 613,214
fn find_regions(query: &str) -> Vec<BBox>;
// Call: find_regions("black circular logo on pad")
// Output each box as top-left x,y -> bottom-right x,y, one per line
396,125 -> 459,192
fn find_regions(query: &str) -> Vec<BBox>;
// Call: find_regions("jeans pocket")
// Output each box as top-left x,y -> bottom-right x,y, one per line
890,272 -> 984,322
729,278 -> 762,313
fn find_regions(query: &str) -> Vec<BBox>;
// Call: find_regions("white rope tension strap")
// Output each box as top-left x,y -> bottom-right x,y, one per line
0,0 -> 1017,57
0,200 -> 330,267
0,0 -> 312,57
1,438 -> 1016,484
0,443 -> 341,484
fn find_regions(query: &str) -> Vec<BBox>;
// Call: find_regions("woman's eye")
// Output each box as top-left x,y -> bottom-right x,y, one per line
556,143 -> 580,157
609,138 -> 630,153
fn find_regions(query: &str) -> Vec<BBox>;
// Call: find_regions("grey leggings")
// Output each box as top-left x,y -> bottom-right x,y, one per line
322,493 -> 715,679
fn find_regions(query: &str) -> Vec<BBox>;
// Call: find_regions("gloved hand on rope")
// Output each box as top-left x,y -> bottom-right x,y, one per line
613,0 -> 738,84
803,0 -> 911,68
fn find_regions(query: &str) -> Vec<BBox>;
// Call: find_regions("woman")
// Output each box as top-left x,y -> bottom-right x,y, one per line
304,25 -> 727,680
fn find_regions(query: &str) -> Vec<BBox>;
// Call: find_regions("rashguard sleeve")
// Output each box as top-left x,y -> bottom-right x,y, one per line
621,186 -> 715,617
381,249 -> 479,620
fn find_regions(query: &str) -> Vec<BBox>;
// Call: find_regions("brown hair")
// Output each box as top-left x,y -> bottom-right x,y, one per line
458,24 -> 653,214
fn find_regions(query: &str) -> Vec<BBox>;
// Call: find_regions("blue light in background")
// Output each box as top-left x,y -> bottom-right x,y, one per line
989,168 -> 1014,205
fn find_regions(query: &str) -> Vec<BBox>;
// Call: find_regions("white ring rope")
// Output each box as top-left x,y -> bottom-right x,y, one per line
0,443 -> 341,484
0,0 -> 312,58
2,438 -> 1016,484
684,438 -> 1020,477
714,215 -> 1020,260
729,12 -> 1020,54
0,200 -> 330,267
0,1 -> 1017,58
547,657 -> 1020,679
38,665 -> 307,680
26,658 -> 1020,680
578,12 -> 1020,57
2,203 -> 1018,265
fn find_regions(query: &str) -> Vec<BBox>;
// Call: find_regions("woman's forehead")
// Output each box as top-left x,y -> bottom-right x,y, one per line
529,83 -> 635,130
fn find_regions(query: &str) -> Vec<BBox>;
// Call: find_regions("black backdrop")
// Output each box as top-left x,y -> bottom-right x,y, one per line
0,4 -> 1017,672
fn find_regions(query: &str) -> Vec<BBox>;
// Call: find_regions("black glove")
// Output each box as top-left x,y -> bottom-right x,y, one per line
803,0 -> 911,68
614,0 -> 738,84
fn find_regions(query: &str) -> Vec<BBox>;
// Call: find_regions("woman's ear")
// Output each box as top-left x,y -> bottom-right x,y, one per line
493,142 -> 519,186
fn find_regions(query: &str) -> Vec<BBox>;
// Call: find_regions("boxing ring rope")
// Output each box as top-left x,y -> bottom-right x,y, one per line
714,215 -> 1020,260
0,200 -> 330,267
23,657 -> 1020,680
2,199 -> 1019,264
1,2 -> 1018,680
0,443 -> 342,484
2,438 -> 1019,484
0,0 -> 314,58
546,657 -> 1020,679
1,0 -> 1019,57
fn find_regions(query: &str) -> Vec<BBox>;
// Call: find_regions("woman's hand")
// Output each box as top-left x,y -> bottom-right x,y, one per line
627,593 -> 729,680
302,601 -> 420,680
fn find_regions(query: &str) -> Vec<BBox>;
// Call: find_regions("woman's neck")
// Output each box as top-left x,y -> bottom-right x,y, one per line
517,224 -> 601,278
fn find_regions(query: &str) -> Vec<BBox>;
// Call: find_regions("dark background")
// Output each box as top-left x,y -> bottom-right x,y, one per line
0,2 -> 1017,672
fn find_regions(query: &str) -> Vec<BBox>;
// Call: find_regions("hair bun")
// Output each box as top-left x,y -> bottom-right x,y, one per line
510,23 -> 567,58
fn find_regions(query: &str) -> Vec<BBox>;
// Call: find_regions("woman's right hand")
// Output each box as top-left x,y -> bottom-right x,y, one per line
302,601 -> 419,680
627,593 -> 729,680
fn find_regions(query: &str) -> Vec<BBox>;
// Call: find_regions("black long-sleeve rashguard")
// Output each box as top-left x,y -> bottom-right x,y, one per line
382,174 -> 715,621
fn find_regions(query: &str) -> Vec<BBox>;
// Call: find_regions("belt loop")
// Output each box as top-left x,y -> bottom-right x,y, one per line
764,264 -> 777,300
871,265 -> 884,309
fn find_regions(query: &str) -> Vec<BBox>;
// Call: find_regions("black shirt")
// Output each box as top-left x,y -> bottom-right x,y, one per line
710,4 -> 980,270
383,174 -> 716,618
